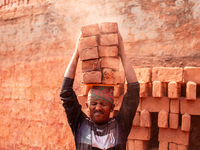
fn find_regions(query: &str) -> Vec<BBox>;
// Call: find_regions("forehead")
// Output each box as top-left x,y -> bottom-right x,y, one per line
89,99 -> 111,105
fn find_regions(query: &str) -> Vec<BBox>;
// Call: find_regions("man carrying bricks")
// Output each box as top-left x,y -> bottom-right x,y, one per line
60,32 -> 139,150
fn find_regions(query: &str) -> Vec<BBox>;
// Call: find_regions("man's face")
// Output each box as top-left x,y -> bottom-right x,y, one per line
86,99 -> 115,125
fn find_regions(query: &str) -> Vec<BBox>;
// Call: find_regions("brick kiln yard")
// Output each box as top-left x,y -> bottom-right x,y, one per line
1,0 -> 200,150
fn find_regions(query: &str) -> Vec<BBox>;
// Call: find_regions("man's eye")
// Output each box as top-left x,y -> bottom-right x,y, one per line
91,103 -> 96,105
101,103 -> 106,106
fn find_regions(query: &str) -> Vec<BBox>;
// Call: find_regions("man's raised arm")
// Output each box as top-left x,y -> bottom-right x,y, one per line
115,33 -> 140,137
64,35 -> 80,79
118,33 -> 138,83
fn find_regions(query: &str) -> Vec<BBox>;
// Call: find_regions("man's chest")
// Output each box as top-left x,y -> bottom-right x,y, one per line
76,119 -> 121,149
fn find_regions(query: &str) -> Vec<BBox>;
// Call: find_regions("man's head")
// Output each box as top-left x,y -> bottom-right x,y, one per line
86,86 -> 115,125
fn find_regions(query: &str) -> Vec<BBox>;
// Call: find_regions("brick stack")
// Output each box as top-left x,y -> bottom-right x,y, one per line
180,67 -> 200,115
124,67 -> 193,150
78,22 -> 121,85
77,22 -> 124,115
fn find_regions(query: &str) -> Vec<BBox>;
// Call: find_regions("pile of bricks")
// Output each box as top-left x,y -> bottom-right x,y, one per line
78,66 -> 200,150
78,22 -> 122,85
126,67 -> 198,150
0,0 -> 46,9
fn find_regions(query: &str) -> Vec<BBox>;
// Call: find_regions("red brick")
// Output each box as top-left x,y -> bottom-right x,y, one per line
100,34 -> 118,46
168,81 -> 179,99
153,81 -> 163,97
180,97 -> 200,115
82,71 -> 102,84
140,109 -> 151,127
102,68 -> 113,84
158,128 -> 189,146
20,0 -> 24,5
126,139 -> 135,150
128,126 -> 151,141
135,140 -> 148,150
24,0 -> 28,4
178,145 -> 188,150
142,97 -> 170,113
112,71 -> 121,84
169,143 -> 178,150
99,46 -> 118,57
102,69 -> 121,85
181,113 -> 191,132
28,0 -> 38,4
114,83 -> 124,97
81,23 -> 100,37
137,98 -> 142,112
170,99 -> 179,114
139,81 -> 147,98
152,67 -> 183,83
159,141 -> 168,150
82,108 -> 89,116
78,36 -> 98,49
169,113 -> 179,129
162,83 -> 168,97
186,81 -> 196,100
158,109 -> 169,128
100,57 -> 120,71
81,59 -> 100,72
133,111 -> 140,126
146,83 -> 152,97
100,22 -> 118,34
79,47 -> 99,61
2,11 -> 15,20
184,67 -> 200,84
135,68 -> 152,83
77,95 -> 87,109
81,84 -> 92,96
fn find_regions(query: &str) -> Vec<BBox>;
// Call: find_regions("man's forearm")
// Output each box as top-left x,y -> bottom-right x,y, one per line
118,33 -> 138,83
120,54 -> 137,83
64,50 -> 79,79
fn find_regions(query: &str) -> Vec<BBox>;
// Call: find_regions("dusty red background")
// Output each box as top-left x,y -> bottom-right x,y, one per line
0,0 -> 200,149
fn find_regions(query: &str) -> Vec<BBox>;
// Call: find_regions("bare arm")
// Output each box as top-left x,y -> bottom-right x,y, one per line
64,34 -> 81,79
118,33 -> 138,83
64,50 -> 79,78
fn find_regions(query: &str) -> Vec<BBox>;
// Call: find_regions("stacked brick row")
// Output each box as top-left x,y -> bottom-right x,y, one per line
0,0 -> 46,9
79,22 -> 122,85
180,67 -> 200,116
77,22 -> 124,115
124,67 -> 200,150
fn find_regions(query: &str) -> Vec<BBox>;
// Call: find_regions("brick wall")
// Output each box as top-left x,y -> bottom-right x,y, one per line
0,0 -> 200,149
0,0 -> 47,9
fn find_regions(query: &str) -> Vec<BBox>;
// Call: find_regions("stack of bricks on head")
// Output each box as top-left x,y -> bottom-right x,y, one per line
78,22 -> 122,86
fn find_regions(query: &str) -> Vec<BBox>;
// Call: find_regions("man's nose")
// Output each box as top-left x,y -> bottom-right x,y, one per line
95,104 -> 102,111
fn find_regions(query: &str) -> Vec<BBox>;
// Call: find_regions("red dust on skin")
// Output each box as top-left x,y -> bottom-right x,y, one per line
86,99 -> 115,125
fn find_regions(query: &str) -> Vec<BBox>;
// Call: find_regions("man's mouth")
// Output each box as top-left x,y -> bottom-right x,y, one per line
93,111 -> 104,115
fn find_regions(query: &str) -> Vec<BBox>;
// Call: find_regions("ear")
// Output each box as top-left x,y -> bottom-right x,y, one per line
110,104 -> 115,112
86,102 -> 89,112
